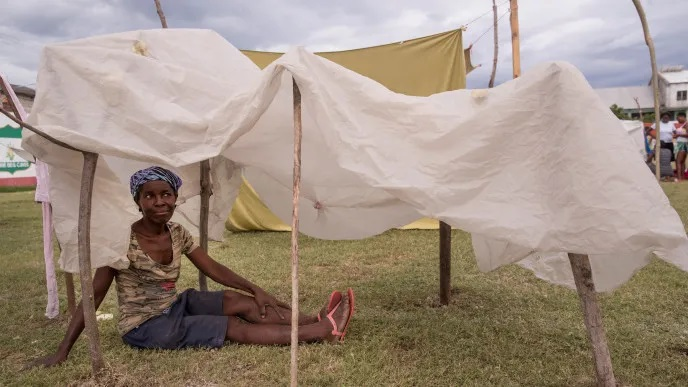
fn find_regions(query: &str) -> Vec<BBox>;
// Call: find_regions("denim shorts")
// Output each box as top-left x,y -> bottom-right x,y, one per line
122,289 -> 228,349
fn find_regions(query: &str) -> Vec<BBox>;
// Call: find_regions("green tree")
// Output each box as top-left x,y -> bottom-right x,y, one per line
609,104 -> 627,119
642,112 -> 656,123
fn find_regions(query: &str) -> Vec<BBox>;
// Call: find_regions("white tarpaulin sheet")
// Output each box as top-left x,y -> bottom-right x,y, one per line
622,120 -> 647,159
22,29 -> 688,292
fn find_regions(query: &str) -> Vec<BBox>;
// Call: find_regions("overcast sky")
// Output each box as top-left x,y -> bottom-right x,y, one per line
1,0 -> 685,90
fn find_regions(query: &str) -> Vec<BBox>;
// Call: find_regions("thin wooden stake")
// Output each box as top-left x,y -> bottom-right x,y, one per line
631,0 -> 662,181
65,273 -> 76,315
488,0 -> 499,88
199,160 -> 211,291
153,0 -> 168,28
633,97 -> 643,121
290,77 -> 303,387
77,152 -> 104,374
509,0 -> 521,79
568,253 -> 616,387
0,107 -> 82,152
150,0 -> 211,289
439,221 -> 452,305
0,82 -> 21,118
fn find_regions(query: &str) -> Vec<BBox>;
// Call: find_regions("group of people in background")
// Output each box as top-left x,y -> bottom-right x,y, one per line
645,112 -> 688,181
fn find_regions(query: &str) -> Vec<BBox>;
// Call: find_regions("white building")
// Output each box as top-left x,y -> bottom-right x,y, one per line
658,66 -> 688,111
595,65 -> 688,119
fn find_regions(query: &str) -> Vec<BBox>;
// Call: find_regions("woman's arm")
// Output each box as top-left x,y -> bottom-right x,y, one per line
186,247 -> 289,318
28,266 -> 116,368
186,247 -> 261,294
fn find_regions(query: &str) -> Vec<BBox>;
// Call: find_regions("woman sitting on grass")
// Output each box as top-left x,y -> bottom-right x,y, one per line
32,166 -> 355,367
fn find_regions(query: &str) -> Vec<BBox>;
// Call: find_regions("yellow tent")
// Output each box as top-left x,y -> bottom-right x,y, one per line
227,28 -> 472,232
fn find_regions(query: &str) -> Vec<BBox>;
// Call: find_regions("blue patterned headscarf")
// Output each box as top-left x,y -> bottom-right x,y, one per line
129,166 -> 183,199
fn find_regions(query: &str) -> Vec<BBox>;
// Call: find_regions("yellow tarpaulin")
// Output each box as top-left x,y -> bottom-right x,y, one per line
242,28 -> 471,96
227,28 -> 469,232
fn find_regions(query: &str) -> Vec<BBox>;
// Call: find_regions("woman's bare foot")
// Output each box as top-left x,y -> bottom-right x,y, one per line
317,290 -> 343,321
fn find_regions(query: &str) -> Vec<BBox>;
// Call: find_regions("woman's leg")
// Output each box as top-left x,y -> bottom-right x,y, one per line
677,150 -> 687,180
224,296 -> 350,345
222,290 -> 318,325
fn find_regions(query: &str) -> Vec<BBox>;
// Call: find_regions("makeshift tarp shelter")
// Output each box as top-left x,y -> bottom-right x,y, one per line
225,120 -> 650,234
22,28 -> 688,292
622,120 -> 647,159
229,28 -> 473,231
11,27 -> 688,385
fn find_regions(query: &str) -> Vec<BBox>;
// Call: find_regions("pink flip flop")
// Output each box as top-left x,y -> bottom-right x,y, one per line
338,288 -> 355,342
323,299 -> 346,341
317,290 -> 342,322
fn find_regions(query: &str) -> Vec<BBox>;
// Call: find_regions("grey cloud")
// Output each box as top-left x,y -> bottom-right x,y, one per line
465,0 -> 685,88
0,0 -> 686,90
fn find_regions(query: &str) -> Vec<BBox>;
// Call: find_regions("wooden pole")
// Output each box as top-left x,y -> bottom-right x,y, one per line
290,78 -> 303,387
509,0 -> 521,79
631,0 -> 662,181
0,107 -> 81,152
198,160 -> 211,291
55,237 -> 76,315
153,0 -> 168,28
439,221 -> 452,305
568,253 -> 616,387
634,97 -> 644,121
77,152 -> 104,374
65,273 -> 76,315
150,0 -> 210,289
0,82 -> 21,119
488,0 -> 499,88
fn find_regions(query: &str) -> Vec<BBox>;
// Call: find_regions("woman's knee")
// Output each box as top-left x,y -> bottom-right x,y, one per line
222,290 -> 254,316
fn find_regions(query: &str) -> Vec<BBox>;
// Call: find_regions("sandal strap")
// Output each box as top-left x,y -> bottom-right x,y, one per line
318,290 -> 342,322
326,300 -> 345,336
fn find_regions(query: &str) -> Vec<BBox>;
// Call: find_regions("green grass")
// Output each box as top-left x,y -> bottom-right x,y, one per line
1,185 -> 688,386
0,186 -> 35,193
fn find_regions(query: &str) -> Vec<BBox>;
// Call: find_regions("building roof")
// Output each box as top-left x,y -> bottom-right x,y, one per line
11,84 -> 35,98
594,85 -> 654,110
0,84 -> 35,99
658,70 -> 688,84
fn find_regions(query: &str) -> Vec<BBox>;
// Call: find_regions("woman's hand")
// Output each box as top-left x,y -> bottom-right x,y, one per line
23,351 -> 68,370
252,288 -> 291,320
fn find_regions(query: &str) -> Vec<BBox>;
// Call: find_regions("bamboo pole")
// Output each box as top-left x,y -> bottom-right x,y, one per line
198,160 -> 211,291
77,152 -> 104,374
631,0 -> 662,181
439,221 -> 452,305
509,0 -> 521,78
290,78 -> 303,387
150,0 -> 210,289
568,253 -> 616,387
488,0 -> 499,88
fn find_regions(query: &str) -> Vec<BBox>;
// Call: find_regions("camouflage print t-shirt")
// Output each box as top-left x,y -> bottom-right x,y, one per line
114,222 -> 199,335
